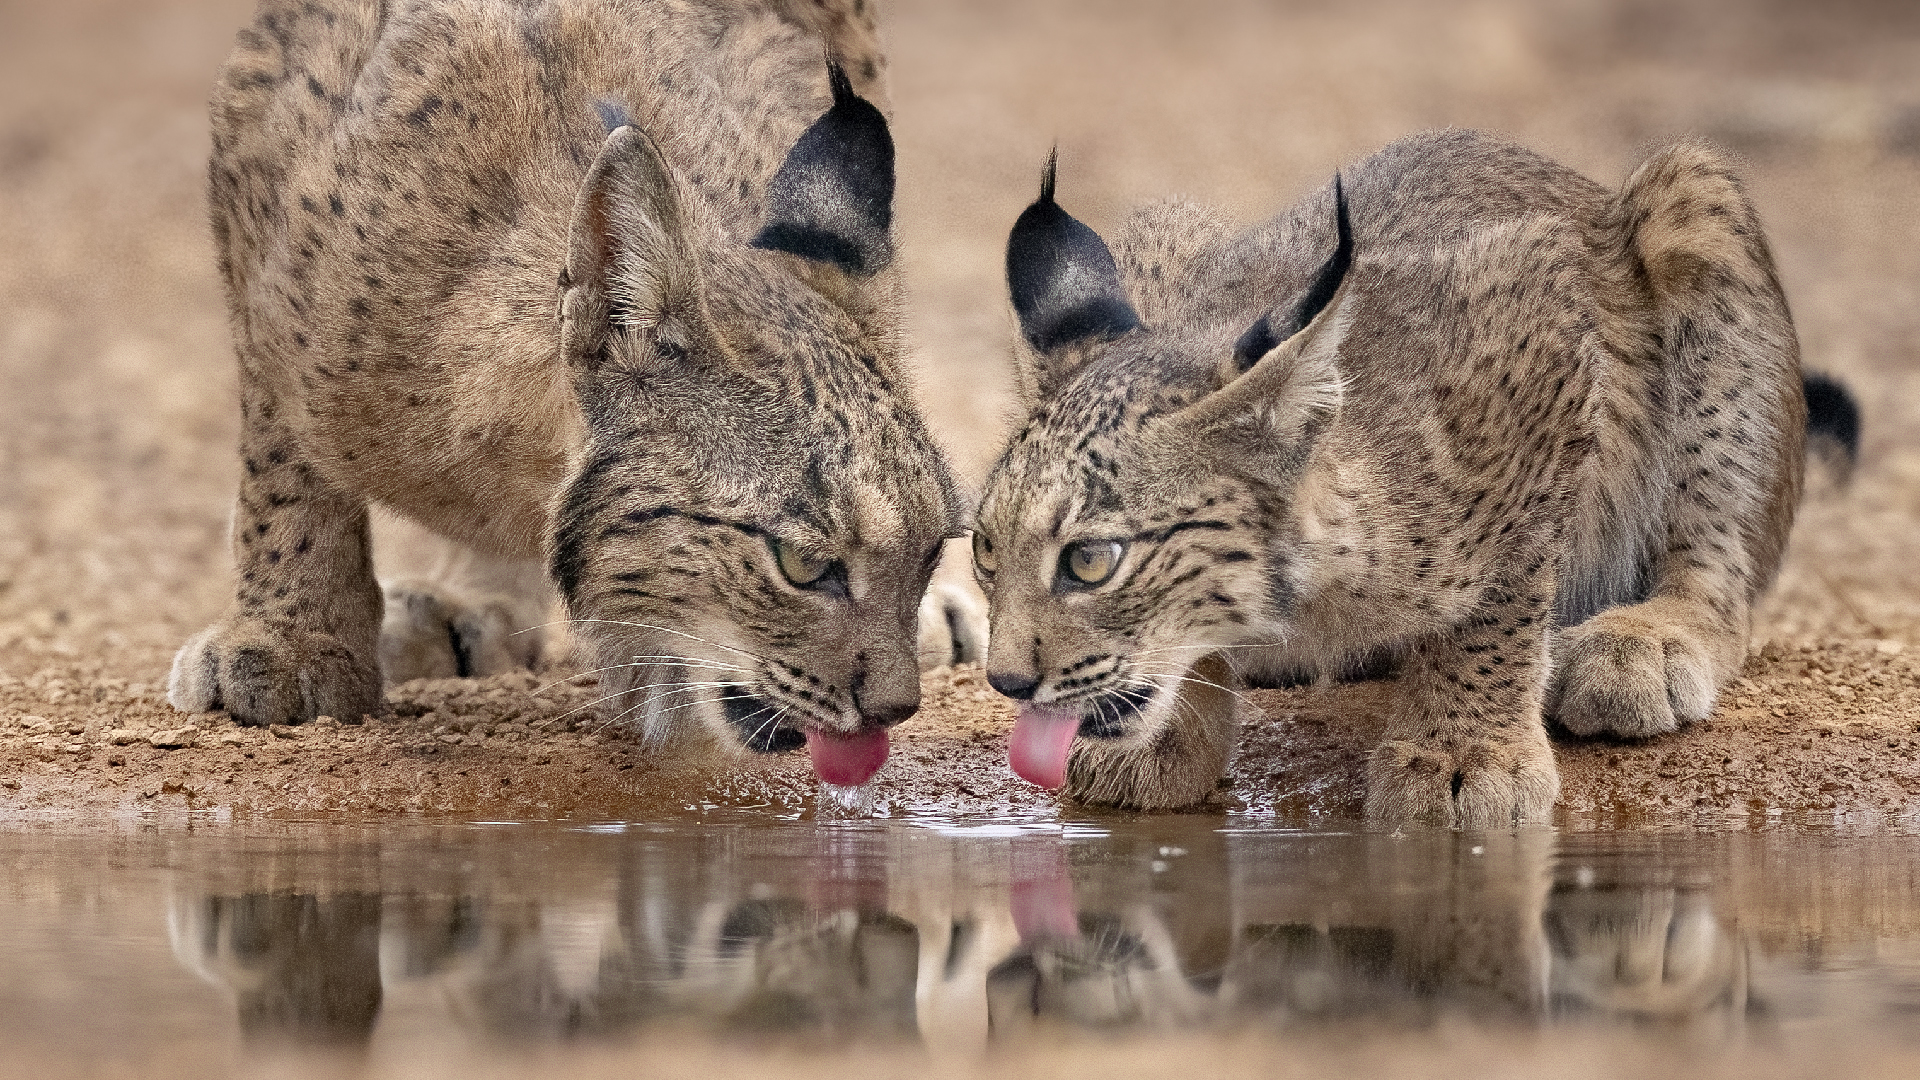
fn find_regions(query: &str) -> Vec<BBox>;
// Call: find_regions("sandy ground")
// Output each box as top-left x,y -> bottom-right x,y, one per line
3,0 -> 1920,824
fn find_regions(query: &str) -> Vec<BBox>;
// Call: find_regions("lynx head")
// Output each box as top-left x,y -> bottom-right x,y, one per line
975,158 -> 1355,789
551,66 -> 959,786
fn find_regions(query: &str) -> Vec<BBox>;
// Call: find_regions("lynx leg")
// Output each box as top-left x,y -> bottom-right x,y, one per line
1063,654 -> 1245,811
168,389 -> 383,725
378,578 -> 549,683
1550,144 -> 1803,739
1367,579 -> 1559,829
374,516 -> 555,682
917,537 -> 988,670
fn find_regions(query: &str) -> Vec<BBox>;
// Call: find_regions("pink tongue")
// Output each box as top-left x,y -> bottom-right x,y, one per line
1009,705 -> 1081,790
806,727 -> 890,787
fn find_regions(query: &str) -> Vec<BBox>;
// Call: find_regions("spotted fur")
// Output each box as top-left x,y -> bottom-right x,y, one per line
977,130 -> 1810,826
169,0 -> 968,758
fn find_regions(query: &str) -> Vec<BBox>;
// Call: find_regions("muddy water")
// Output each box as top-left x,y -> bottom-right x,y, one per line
2,820 -> 1918,1078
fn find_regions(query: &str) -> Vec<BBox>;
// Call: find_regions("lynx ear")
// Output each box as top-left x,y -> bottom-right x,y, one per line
1175,175 -> 1354,464
752,62 -> 895,277
560,123 -> 709,366
1005,151 -> 1141,400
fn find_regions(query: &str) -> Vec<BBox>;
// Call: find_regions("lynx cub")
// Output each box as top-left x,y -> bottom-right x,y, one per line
168,0 -> 981,786
974,131 -> 1843,825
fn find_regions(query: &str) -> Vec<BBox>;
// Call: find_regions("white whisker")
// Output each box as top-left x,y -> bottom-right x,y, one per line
1125,662 -> 1252,703
534,672 -> 740,729
535,686 -> 641,728
746,704 -> 795,750
621,654 -> 751,672
526,655 -> 746,701
645,693 -> 760,721
533,618 -> 770,665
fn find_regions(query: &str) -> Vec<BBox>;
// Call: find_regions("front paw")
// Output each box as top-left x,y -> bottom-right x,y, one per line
1365,736 -> 1558,828
1062,672 -> 1244,811
916,573 -> 987,671
1548,606 -> 1722,739
1063,734 -> 1226,811
379,580 -> 543,683
168,618 -> 382,726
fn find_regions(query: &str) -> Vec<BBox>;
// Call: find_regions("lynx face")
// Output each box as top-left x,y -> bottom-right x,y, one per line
974,350 -> 1276,748
974,163 -> 1354,788
549,74 -> 959,782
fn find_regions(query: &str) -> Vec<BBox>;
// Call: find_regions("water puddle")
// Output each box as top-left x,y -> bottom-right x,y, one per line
2,819 -> 1918,1077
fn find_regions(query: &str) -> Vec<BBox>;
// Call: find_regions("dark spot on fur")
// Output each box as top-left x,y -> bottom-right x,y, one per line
407,96 -> 444,128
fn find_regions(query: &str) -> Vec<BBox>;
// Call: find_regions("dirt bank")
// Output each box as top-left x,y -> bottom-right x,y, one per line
2,639 -> 1917,825
3,0 -> 1920,825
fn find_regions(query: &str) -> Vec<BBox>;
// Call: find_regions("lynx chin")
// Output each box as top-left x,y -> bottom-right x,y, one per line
168,0 -> 986,787
974,131 -> 1856,826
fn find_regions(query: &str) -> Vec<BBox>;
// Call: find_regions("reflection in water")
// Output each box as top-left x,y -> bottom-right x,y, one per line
148,825 -> 1788,1055
172,892 -> 385,1045
1546,880 -> 1748,1028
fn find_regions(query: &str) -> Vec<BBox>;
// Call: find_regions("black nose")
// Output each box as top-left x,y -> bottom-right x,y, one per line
858,699 -> 920,728
987,671 -> 1040,701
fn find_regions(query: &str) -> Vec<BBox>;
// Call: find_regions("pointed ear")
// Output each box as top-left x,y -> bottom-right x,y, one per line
1006,151 -> 1141,401
752,62 -> 895,278
559,124 -> 710,366
1174,175 -> 1355,462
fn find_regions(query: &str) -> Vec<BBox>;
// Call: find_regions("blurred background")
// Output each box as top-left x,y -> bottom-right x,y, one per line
2,0 -> 1919,685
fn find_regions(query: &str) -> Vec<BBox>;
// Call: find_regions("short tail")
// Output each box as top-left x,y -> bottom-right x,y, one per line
1615,140 -> 1805,590
1803,371 -> 1861,483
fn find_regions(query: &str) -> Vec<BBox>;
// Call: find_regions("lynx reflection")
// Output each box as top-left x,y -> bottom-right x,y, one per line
170,891 -> 385,1045
1546,876 -> 1750,1033
166,827 -> 1754,1051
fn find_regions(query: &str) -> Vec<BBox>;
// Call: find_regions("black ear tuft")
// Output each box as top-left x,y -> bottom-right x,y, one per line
827,58 -> 856,108
1006,150 -> 1141,353
751,60 -> 895,277
1037,145 -> 1058,203
1232,173 -> 1353,371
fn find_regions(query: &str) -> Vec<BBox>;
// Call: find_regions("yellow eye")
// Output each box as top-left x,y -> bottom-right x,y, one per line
773,539 -> 832,587
1062,539 -> 1125,587
971,531 -> 997,575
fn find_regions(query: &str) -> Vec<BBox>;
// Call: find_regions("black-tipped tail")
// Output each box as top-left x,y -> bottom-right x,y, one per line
1804,372 -> 1860,479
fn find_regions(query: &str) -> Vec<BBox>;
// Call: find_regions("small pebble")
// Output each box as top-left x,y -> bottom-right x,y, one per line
148,729 -> 195,749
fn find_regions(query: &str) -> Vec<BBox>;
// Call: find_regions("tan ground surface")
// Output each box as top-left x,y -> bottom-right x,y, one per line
3,0 -> 1920,824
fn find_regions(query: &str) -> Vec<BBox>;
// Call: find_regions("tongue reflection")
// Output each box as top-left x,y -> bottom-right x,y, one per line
1009,705 -> 1081,790
805,727 -> 890,787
